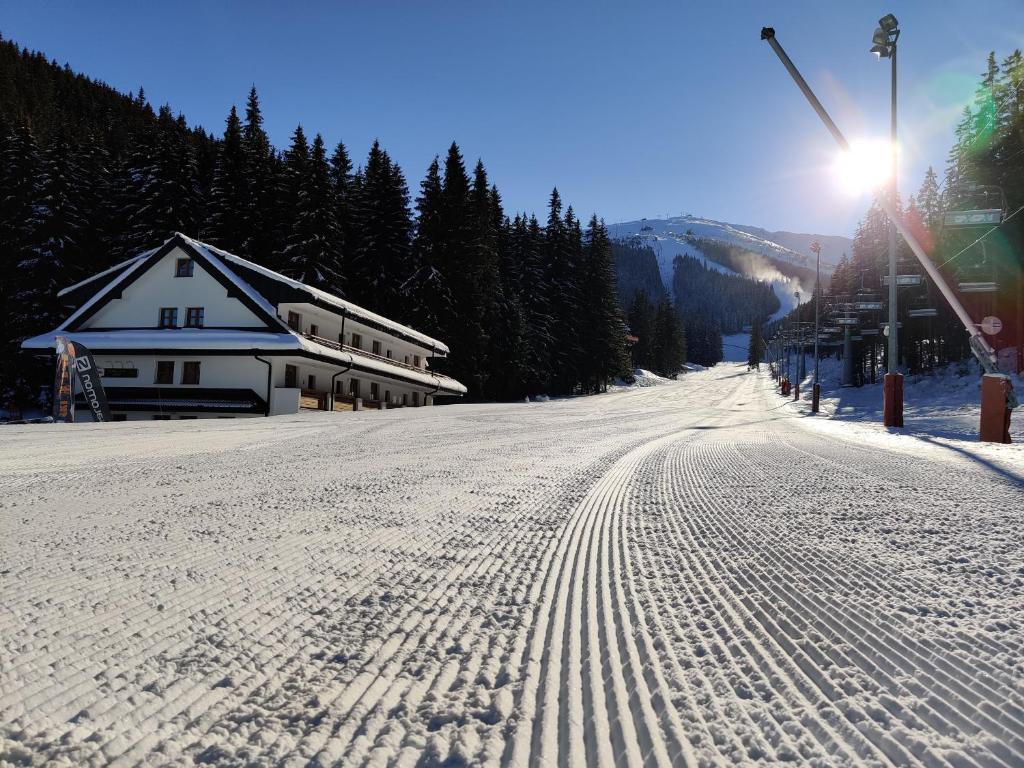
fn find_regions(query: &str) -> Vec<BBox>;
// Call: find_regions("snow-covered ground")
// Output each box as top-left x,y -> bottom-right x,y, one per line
781,354 -> 1024,445
2,366 -> 1022,766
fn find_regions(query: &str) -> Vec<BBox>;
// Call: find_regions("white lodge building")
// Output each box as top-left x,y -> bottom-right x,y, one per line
22,233 -> 467,420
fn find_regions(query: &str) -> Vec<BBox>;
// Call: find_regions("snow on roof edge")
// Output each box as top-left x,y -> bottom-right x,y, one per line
56,247 -> 159,297
21,328 -> 468,395
176,233 -> 450,355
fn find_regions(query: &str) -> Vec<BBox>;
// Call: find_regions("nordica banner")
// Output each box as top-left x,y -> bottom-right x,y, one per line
52,336 -> 76,422
72,341 -> 112,422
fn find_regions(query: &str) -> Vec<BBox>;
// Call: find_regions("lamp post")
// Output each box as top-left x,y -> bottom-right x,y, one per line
793,291 -> 802,400
872,13 -> 904,427
811,241 -> 821,412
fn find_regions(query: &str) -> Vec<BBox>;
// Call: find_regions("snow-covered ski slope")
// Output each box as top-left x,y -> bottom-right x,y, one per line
610,215 -> 850,274
612,215 -> 848,316
2,366 -> 1022,767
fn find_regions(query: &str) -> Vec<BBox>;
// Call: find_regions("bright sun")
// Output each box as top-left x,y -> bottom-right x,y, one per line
833,139 -> 893,195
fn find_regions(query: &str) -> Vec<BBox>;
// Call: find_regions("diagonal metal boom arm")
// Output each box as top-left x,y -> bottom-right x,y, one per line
759,27 -> 1016,408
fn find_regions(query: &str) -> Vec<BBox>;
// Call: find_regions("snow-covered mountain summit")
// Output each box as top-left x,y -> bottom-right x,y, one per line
610,214 -> 852,320
610,214 -> 851,273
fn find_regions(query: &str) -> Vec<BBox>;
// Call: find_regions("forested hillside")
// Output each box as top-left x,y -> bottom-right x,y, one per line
617,240 -> 780,370
671,253 -> 780,335
0,34 -> 629,406
682,232 -> 816,288
611,238 -> 666,306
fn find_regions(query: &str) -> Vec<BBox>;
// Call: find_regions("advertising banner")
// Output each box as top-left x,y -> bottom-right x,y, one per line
72,342 -> 112,422
52,336 -> 76,422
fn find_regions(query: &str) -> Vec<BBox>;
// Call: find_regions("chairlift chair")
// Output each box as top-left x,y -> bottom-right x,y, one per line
955,241 -> 999,293
940,183 -> 1007,230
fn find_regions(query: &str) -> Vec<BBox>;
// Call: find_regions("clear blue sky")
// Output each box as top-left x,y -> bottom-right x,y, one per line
2,1 -> 1023,237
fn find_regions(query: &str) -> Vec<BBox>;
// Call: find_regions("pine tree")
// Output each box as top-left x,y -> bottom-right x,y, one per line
627,289 -> 655,370
205,105 -> 247,251
345,141 -> 415,318
407,156 -> 450,335
0,123 -> 45,407
281,132 -> 343,294
582,216 -> 629,392
121,104 -> 200,254
329,140 -> 354,270
240,87 -> 278,265
652,298 -> 686,377
915,166 -> 941,231
747,319 -> 764,370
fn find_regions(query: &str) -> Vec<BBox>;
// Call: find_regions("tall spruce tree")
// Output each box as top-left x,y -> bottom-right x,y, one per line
347,140 -> 414,317
582,216 -> 629,391
240,87 -> 278,264
205,105 -> 247,251
282,133 -> 343,294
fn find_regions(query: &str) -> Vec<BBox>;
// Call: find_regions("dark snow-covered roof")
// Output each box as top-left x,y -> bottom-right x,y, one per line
55,234 -> 450,356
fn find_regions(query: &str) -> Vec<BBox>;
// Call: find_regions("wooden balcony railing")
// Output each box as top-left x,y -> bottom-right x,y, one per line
303,333 -> 427,374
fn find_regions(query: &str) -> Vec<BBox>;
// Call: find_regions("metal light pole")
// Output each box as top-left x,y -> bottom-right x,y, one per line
761,24 -> 1018,437
872,14 -> 903,426
811,241 -> 822,412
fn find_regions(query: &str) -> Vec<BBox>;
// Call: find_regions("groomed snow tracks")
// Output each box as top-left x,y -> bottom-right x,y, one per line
1,369 -> 1022,766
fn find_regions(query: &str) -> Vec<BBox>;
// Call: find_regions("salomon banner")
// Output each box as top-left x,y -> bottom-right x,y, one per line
53,336 -> 76,422
72,342 -> 112,422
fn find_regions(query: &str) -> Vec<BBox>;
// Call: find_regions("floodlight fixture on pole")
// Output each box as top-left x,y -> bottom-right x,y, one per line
872,12 -> 902,426
760,25 -> 1017,416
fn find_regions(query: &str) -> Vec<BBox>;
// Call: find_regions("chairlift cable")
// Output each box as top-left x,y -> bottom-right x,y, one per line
934,201 -> 1024,269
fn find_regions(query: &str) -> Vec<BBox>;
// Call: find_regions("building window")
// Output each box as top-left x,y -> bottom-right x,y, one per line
310,324 -> 319,337
404,355 -> 410,365
372,340 -> 382,356
112,413 -> 128,421
335,380 -> 344,394
384,389 -> 390,404
350,333 -> 362,350
413,391 -> 420,406
178,415 -> 198,420
185,307 -> 204,328
103,367 -> 138,379
287,311 -> 301,331
413,355 -> 421,368
182,361 -> 201,385
285,364 -> 297,388
153,414 -> 172,420
159,307 -> 178,328
349,378 -> 360,398
386,349 -> 392,359
370,382 -> 380,401
155,361 -> 174,384
402,393 -> 408,406
307,374 -> 317,390
175,258 -> 194,277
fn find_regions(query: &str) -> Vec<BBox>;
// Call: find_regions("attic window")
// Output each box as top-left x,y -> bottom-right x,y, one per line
175,258 -> 194,277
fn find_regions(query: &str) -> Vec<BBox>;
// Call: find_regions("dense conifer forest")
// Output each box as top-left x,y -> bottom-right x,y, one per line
0,34 -> 630,407
615,240 -> 780,372
611,239 -> 667,306
771,48 -> 1024,381
682,232 -> 816,287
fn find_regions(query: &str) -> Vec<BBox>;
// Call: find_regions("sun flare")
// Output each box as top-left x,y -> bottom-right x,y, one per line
833,139 -> 893,195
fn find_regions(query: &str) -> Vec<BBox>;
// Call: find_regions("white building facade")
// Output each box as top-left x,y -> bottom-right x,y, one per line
22,234 -> 466,420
